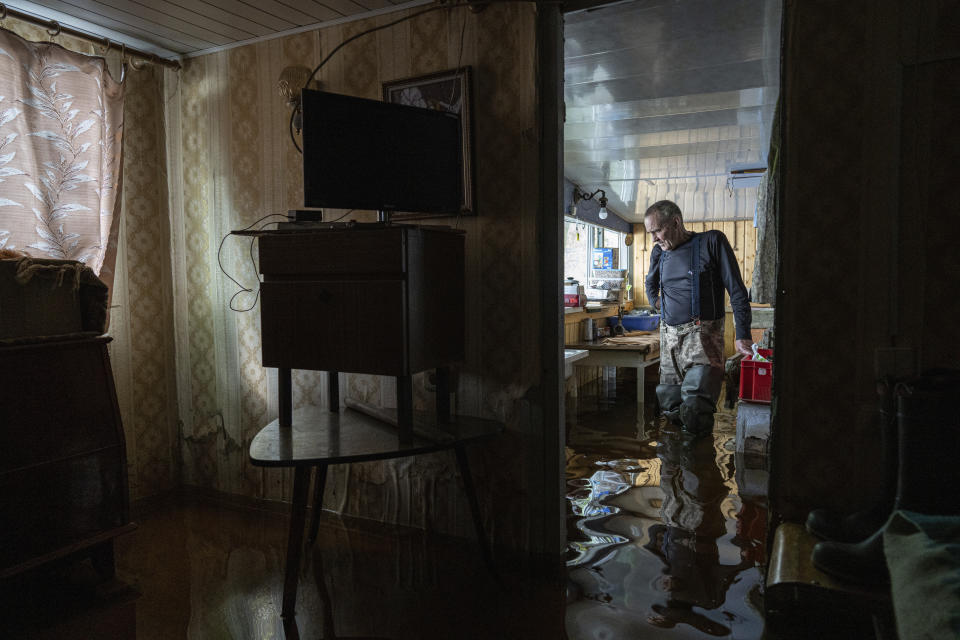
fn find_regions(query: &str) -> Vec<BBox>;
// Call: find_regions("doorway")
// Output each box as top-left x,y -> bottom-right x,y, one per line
555,0 -> 782,636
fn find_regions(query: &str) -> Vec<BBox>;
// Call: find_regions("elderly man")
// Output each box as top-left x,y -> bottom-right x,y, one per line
644,200 -> 753,435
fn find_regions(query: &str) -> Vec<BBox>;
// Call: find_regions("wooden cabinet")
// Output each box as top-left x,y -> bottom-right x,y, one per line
258,224 -> 465,377
0,335 -> 134,578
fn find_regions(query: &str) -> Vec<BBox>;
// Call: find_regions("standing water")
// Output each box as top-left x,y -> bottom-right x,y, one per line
565,374 -> 767,639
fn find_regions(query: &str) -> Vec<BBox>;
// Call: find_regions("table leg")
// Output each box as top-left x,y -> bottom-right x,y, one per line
282,465 -> 311,618
328,371 -> 339,413
637,365 -> 646,420
279,367 -> 292,428
307,463 -> 328,545
436,366 -> 450,424
454,443 -> 495,575
397,374 -> 413,445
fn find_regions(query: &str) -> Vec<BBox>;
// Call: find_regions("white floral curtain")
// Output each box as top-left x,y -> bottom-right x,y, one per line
0,28 -> 124,289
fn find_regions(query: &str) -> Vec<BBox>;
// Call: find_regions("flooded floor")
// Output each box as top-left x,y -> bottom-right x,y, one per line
2,370 -> 768,639
2,493 -> 564,639
565,369 -> 768,639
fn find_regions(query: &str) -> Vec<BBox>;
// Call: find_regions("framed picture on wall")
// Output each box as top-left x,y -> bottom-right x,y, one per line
383,66 -> 475,218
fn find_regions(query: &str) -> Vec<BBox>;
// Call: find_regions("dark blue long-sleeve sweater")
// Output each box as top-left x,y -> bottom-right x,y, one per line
644,230 -> 752,340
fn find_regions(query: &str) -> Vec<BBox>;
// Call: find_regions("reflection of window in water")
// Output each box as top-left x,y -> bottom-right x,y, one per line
394,84 -> 461,114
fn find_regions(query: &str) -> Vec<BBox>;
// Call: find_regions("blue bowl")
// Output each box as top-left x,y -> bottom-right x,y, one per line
617,314 -> 660,331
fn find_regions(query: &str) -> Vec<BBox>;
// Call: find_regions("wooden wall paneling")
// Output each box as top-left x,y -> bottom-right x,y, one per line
629,220 -> 757,310
632,222 -> 646,306
743,224 -> 757,293
742,221 -> 751,287
733,219 -> 746,278
722,220 -> 735,251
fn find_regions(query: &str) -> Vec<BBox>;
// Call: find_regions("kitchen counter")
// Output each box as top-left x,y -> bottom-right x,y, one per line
563,304 -> 620,324
564,348 -> 589,379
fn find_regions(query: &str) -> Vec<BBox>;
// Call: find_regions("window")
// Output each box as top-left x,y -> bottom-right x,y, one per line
563,218 -> 632,300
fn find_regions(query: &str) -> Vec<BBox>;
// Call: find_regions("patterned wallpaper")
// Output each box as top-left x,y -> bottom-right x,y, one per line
162,5 -> 541,548
112,63 -> 179,500
2,6 -> 544,549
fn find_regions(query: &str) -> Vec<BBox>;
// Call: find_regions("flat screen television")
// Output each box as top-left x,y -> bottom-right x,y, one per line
301,89 -> 463,216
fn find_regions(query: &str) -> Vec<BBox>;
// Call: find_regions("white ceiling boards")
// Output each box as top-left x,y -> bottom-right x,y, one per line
563,0 -> 782,222
1,0 -> 429,60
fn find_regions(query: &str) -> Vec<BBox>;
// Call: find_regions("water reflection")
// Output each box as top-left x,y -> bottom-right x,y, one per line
566,418 -> 766,639
644,434 -> 748,636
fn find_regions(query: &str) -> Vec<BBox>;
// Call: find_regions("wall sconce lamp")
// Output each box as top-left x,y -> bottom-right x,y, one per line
573,187 -> 609,220
278,65 -> 313,134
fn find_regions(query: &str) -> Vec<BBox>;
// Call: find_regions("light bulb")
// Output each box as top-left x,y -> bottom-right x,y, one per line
598,207 -> 608,220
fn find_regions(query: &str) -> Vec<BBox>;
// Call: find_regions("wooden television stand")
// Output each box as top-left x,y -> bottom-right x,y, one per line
244,223 -> 502,619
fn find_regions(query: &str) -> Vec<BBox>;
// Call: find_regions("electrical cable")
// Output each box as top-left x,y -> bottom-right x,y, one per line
290,1 -> 480,153
325,209 -> 355,222
217,213 -> 289,312
285,0 -> 546,218
288,0 -> 567,151
448,10 -> 469,108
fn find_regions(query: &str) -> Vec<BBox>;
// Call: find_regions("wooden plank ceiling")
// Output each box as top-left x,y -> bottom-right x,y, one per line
3,0 -> 428,60
563,0 -> 782,222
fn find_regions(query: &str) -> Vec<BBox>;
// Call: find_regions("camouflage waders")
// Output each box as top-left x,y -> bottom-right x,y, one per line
657,318 -> 726,433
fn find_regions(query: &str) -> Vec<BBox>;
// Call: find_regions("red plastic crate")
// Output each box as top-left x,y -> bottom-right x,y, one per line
739,348 -> 773,403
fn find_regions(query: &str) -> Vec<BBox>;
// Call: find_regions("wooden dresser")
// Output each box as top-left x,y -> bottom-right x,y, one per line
0,259 -> 134,579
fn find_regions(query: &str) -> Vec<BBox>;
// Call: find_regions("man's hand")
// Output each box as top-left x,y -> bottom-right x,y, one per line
735,338 -> 753,357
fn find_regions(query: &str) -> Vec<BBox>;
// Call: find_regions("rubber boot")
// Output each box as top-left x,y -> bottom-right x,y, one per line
657,383 -> 683,425
811,370 -> 960,584
678,364 -> 723,436
806,377 -> 898,542
889,370 -> 960,515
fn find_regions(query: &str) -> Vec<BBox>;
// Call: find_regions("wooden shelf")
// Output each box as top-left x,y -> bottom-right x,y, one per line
563,304 -> 620,324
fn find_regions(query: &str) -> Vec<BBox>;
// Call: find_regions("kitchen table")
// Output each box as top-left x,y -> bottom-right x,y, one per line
565,333 -> 660,419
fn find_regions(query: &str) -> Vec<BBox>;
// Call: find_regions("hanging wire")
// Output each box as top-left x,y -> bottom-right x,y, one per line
217,213 -> 290,312
286,0 -> 570,151
289,1 -> 476,153
324,209 -> 355,223
447,10 -> 469,108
